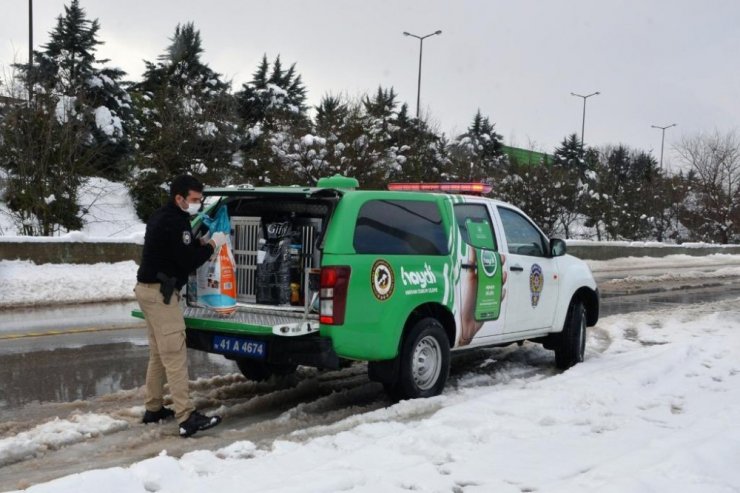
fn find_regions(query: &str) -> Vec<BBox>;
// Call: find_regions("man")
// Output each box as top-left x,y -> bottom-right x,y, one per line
135,174 -> 227,437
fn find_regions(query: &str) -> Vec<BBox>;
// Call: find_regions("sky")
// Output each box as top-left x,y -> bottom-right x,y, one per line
1,0 -> 739,169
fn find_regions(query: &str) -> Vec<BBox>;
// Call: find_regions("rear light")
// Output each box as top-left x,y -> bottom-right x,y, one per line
320,266 -> 351,325
388,182 -> 492,195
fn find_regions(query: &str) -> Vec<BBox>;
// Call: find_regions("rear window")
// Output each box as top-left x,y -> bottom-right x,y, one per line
353,200 -> 448,255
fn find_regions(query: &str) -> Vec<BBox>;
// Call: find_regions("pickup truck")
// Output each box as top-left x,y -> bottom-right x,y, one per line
134,176 -> 599,400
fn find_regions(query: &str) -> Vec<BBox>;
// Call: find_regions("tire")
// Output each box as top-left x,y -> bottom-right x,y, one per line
390,317 -> 450,400
235,359 -> 297,382
554,300 -> 587,370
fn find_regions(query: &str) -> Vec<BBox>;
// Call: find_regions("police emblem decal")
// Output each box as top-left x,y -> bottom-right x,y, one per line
371,259 -> 394,301
530,263 -> 543,307
182,231 -> 192,245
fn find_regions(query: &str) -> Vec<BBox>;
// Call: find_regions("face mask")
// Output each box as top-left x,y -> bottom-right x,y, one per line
178,197 -> 201,215
184,202 -> 201,215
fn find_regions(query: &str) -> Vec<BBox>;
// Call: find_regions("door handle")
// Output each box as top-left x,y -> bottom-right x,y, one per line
510,265 -> 524,272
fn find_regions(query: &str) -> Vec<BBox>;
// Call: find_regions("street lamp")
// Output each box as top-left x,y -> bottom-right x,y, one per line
403,30 -> 442,119
651,123 -> 677,170
28,0 -> 33,101
570,91 -> 600,146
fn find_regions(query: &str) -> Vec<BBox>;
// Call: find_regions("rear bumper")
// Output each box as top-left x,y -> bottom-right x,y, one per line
186,328 -> 341,370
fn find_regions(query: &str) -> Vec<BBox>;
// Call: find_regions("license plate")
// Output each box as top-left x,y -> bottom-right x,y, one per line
212,335 -> 266,359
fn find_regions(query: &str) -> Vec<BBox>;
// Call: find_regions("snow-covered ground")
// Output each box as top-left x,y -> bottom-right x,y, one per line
0,260 -> 138,308
2,254 -> 740,309
5,297 -> 739,492
0,177 -> 145,239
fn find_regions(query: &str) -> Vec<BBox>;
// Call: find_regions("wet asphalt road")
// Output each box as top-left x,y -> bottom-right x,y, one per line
1,281 -> 739,417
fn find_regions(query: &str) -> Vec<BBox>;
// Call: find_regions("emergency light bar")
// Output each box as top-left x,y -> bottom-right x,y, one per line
387,182 -> 492,195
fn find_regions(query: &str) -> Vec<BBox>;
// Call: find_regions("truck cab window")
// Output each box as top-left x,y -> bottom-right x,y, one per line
354,200 -> 448,255
497,207 -> 547,257
453,203 -> 497,250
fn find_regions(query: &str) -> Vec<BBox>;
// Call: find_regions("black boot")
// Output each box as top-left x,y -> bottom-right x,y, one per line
142,407 -> 175,424
179,411 -> 222,438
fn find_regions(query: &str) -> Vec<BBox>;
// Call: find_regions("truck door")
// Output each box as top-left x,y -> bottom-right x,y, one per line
453,201 -> 507,346
495,206 -> 559,333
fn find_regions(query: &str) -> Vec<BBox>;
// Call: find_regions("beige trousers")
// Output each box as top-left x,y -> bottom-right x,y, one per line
134,282 -> 195,423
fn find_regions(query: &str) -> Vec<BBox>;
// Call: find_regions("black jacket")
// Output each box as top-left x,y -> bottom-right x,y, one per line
137,202 -> 214,289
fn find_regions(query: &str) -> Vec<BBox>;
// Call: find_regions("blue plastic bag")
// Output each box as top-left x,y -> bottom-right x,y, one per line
202,205 -> 231,234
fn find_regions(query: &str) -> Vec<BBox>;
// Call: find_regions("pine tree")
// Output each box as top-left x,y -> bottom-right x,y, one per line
553,134 -> 586,172
448,110 -> 505,182
388,103 -> 449,183
234,55 -> 309,186
0,89 -> 87,235
354,87 -> 405,188
549,134 -> 596,238
20,0 -> 133,180
235,55 -> 307,129
128,22 -> 237,220
581,145 -> 661,240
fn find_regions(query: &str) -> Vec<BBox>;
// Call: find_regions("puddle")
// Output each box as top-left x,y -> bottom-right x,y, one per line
0,344 -> 236,417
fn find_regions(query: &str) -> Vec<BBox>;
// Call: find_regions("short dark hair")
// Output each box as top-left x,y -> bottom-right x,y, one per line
170,175 -> 204,200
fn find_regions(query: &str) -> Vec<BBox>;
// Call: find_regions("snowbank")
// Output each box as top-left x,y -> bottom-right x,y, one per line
567,238 -> 740,249
3,254 -> 740,309
0,260 -> 138,308
0,177 -> 144,239
0,414 -> 128,468
12,300 -> 740,492
587,253 -> 740,272
0,232 -> 143,244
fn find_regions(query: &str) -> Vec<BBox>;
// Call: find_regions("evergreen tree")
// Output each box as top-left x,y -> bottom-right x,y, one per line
20,0 -> 133,180
550,134 -> 596,238
495,160 -> 561,236
388,103 -> 449,183
0,89 -> 89,235
234,55 -> 309,186
448,110 -> 505,182
582,145 -> 661,240
553,134 -> 585,172
129,22 -> 237,219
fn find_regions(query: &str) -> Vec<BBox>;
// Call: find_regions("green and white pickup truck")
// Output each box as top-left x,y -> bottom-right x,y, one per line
134,176 -> 599,400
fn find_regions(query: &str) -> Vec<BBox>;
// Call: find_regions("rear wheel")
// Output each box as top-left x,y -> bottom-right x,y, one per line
554,300 -> 587,369
235,359 -> 297,382
388,317 -> 450,400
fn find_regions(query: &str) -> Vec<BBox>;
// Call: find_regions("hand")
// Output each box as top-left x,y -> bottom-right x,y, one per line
199,231 -> 211,245
209,232 -> 228,250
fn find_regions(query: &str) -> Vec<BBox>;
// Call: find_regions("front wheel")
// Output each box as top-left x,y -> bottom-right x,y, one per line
235,359 -> 297,382
388,317 -> 450,400
554,300 -> 587,369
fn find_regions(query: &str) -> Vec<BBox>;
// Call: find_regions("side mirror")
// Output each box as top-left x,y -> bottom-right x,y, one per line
550,238 -> 567,257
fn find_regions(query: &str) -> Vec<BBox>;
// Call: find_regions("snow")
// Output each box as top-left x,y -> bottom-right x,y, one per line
94,106 -> 123,137
199,121 -> 217,137
300,134 -> 326,147
587,253 -> 740,272
0,260 -> 138,308
86,76 -> 103,88
0,414 -> 128,467
10,299 -> 740,492
568,239 -> 740,249
0,177 -> 145,239
54,96 -> 76,123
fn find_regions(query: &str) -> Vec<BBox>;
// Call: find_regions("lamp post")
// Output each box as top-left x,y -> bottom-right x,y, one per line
403,30 -> 442,119
28,0 -> 33,101
570,91 -> 600,146
651,123 -> 677,169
